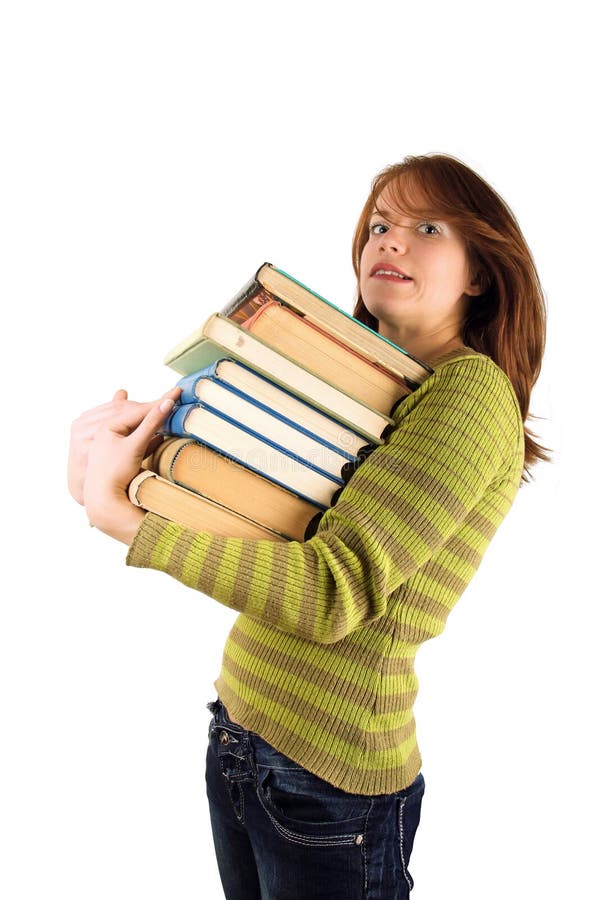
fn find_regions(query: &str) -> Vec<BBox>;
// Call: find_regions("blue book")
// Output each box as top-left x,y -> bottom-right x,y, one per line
165,398 -> 345,509
176,359 -> 370,460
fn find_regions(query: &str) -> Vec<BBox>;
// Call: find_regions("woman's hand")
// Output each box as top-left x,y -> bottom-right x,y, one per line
68,387 -> 180,505
82,388 -> 182,545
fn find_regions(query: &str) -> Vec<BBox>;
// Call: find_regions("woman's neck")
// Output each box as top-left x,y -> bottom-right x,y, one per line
379,324 -> 467,366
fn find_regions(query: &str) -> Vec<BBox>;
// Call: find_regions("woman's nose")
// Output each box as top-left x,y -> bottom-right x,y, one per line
378,227 -> 407,253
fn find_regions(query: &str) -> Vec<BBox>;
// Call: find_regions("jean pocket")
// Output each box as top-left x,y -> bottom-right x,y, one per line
256,760 -> 372,847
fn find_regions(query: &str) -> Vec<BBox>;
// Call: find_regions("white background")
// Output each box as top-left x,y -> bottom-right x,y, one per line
1,1 -> 597,898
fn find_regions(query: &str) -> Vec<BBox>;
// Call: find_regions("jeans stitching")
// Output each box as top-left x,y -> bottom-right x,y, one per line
361,798 -> 374,896
256,762 -> 304,773
398,796 -> 413,890
221,760 -> 246,824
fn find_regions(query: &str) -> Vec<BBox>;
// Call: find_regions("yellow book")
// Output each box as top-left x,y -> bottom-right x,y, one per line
151,438 -> 322,542
128,470 -> 289,542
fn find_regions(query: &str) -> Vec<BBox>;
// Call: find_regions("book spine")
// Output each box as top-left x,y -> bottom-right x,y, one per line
238,298 -> 281,330
154,437 -> 193,480
128,470 -> 155,506
219,269 -> 276,325
176,363 -> 221,405
164,403 -> 192,437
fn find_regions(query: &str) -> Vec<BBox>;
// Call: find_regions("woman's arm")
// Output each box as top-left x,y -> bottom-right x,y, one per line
85,355 -> 522,644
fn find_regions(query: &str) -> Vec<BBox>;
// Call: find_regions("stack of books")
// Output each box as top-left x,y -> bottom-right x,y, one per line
128,263 -> 433,542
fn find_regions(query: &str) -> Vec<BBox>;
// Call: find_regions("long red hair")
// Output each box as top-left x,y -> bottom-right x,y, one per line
352,154 -> 549,481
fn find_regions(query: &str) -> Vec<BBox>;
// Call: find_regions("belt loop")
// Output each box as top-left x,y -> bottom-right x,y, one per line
206,698 -> 224,724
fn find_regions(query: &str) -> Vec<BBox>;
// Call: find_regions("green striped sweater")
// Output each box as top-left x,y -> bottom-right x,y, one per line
127,351 -> 524,795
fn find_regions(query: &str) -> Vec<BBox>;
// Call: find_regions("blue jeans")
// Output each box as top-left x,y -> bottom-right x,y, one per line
205,698 -> 425,899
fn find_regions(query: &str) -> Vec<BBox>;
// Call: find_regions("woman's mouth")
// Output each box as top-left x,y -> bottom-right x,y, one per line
371,266 -> 412,282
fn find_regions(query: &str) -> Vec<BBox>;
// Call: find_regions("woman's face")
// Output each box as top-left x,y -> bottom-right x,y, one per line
359,182 -> 480,343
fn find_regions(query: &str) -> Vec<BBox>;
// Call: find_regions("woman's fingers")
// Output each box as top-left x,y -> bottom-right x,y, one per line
79,386 -> 181,436
69,386 -> 180,508
126,398 -> 176,452
110,387 -> 182,433
163,385 -> 183,401
75,386 -> 181,430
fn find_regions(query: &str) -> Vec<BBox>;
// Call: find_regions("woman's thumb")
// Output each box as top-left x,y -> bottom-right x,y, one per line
130,398 -> 175,450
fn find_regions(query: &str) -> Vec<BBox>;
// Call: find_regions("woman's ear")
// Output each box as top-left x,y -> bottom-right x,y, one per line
465,269 -> 489,297
465,278 -> 483,297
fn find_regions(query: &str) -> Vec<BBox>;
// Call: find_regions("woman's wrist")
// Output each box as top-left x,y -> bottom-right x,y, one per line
86,490 -> 146,545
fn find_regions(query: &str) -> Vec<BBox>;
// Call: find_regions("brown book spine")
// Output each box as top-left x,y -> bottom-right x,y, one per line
128,470 -> 288,542
220,269 -> 277,326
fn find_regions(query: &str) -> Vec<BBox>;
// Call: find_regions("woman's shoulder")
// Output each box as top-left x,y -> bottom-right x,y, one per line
427,346 -> 517,400
427,344 -> 494,371
395,346 -> 523,442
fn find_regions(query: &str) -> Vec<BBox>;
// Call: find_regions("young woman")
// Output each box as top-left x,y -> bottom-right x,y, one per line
69,154 -> 547,899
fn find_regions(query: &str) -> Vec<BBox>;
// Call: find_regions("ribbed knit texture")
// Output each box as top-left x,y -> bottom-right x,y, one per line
127,351 -> 524,795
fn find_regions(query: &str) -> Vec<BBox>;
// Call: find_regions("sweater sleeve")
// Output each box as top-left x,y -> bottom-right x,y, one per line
126,355 -> 522,643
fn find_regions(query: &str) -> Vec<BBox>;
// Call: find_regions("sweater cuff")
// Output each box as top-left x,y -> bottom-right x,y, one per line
126,512 -> 183,570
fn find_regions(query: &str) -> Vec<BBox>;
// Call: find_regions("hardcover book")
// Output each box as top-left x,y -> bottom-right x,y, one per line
128,471 -> 288,542
151,437 -> 322,542
169,380 -> 353,478
149,263 -> 433,541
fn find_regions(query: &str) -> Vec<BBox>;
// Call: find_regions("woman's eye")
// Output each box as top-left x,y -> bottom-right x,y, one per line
369,222 -> 388,235
417,222 -> 441,235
